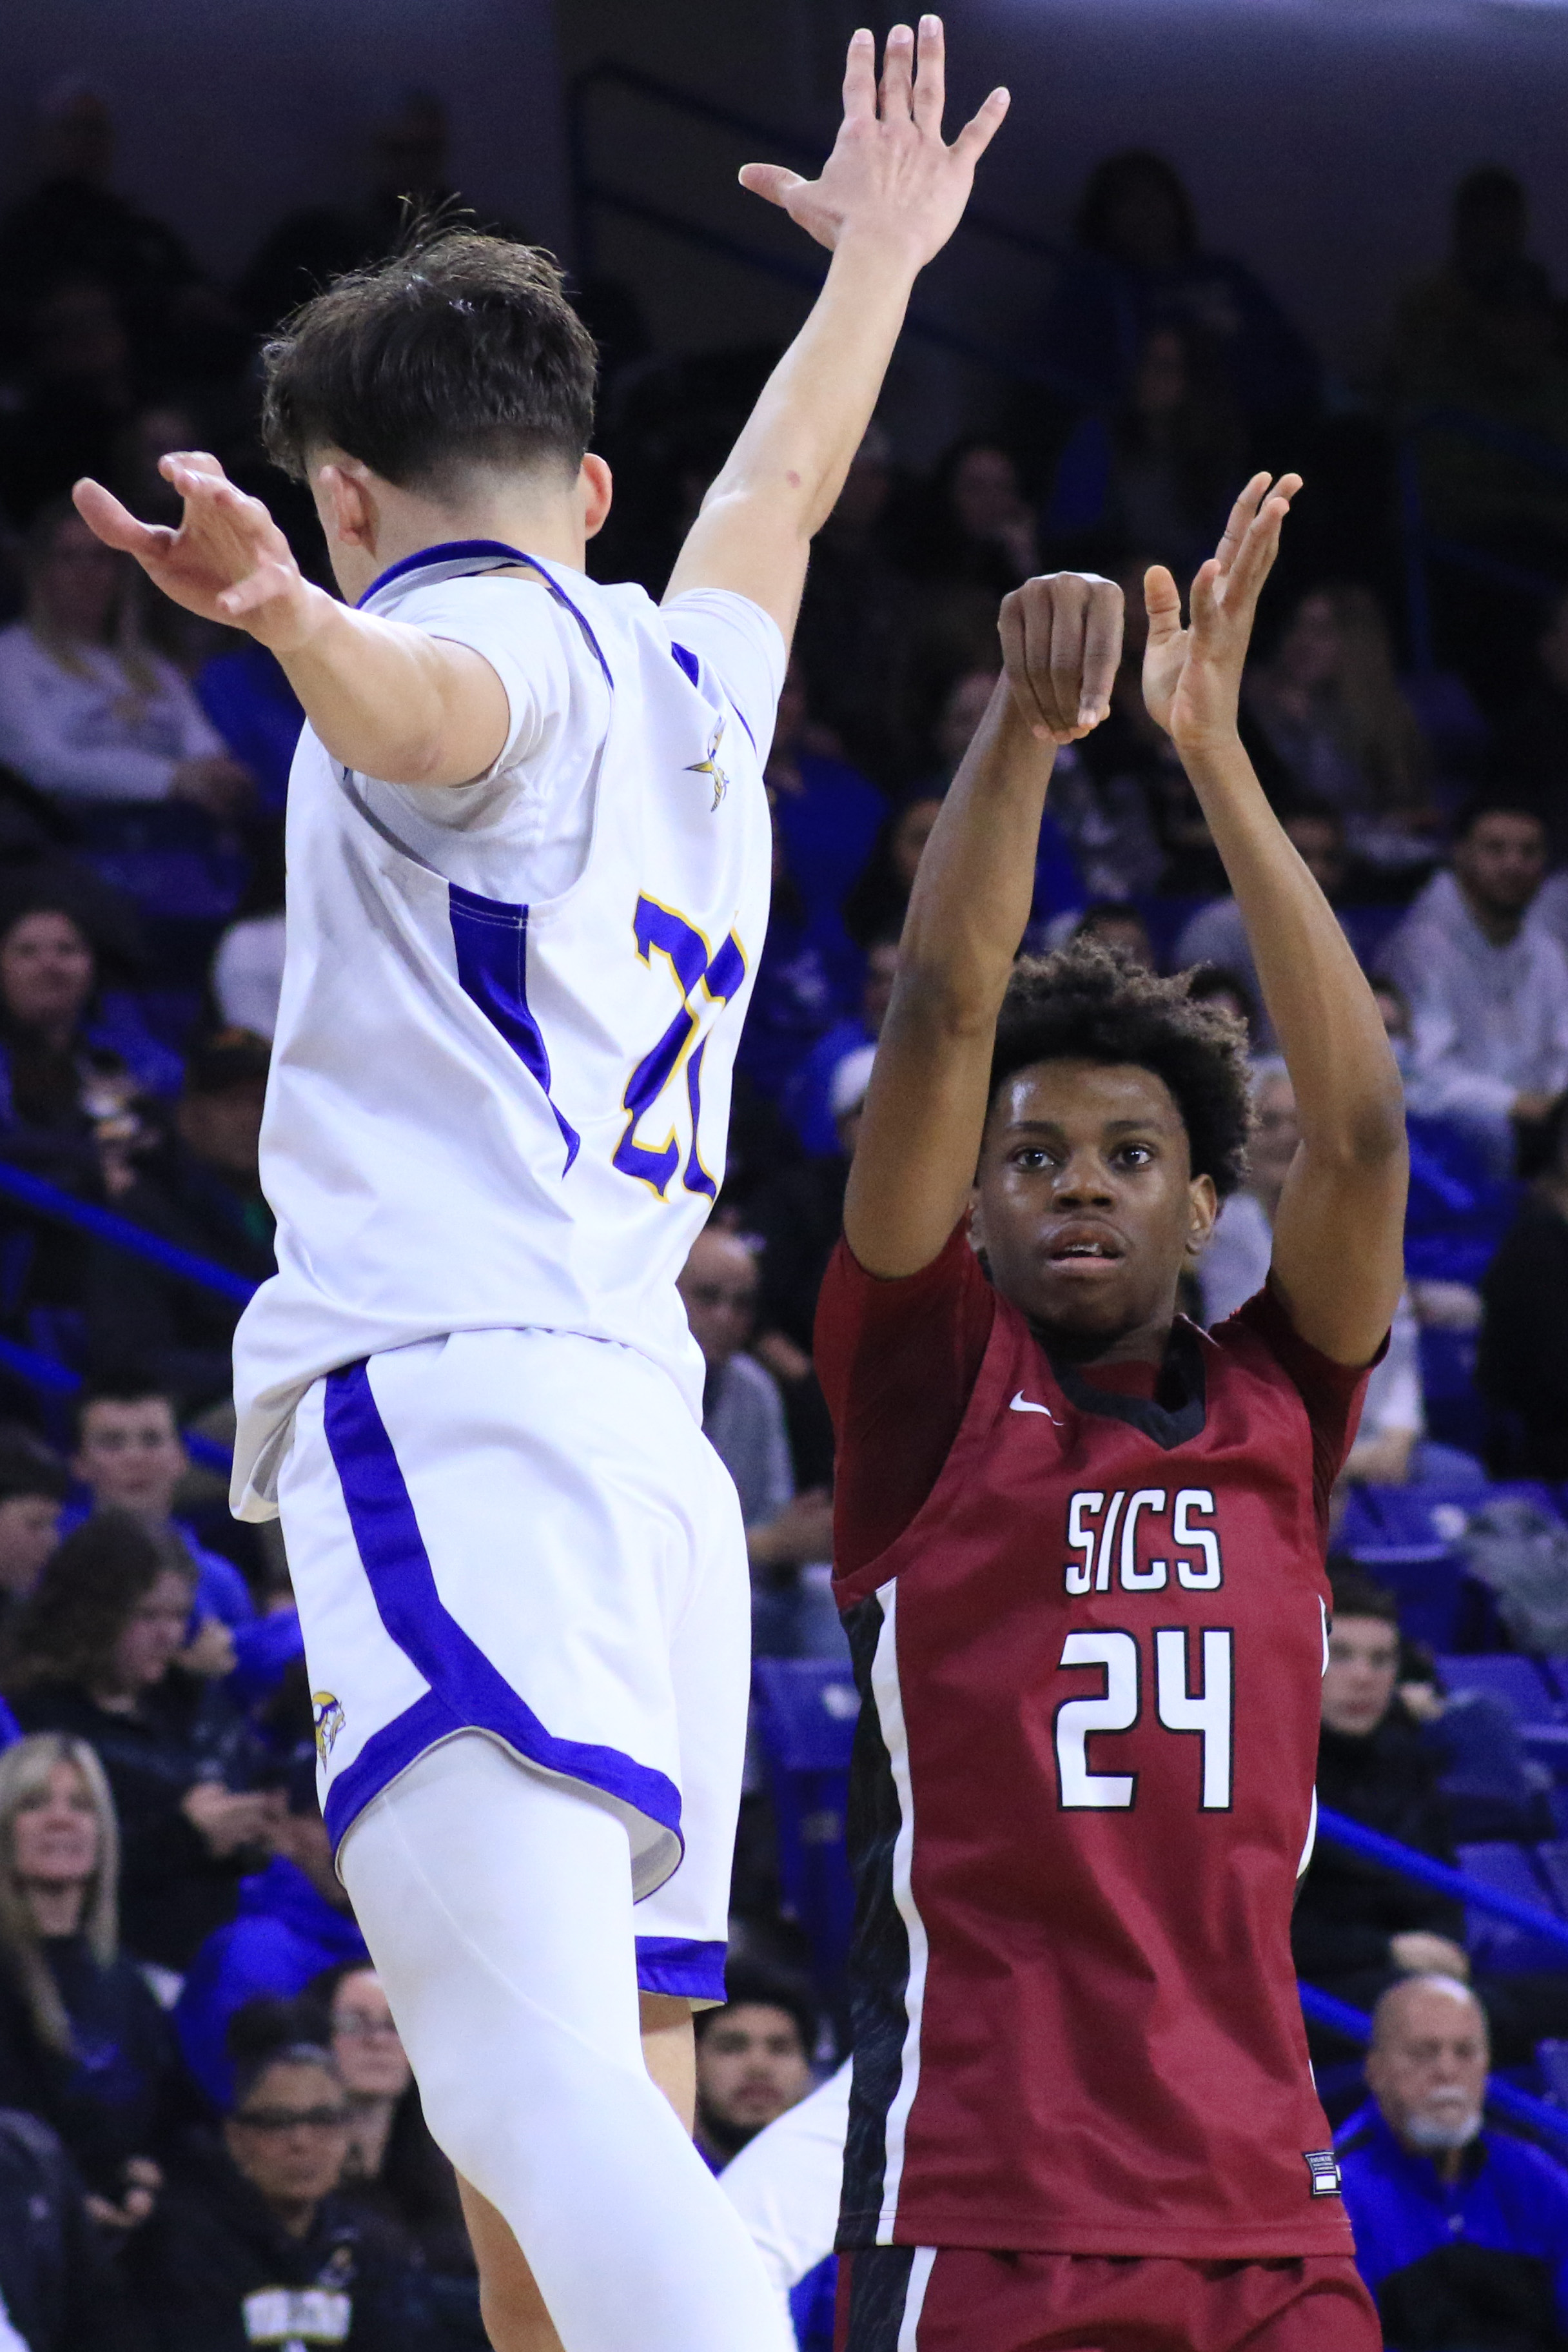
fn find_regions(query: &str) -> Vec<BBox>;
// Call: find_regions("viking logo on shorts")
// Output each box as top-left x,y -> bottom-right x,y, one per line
313,1692 -> 346,1763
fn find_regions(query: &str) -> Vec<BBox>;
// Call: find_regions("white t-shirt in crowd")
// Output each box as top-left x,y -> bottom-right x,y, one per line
0,621 -> 227,802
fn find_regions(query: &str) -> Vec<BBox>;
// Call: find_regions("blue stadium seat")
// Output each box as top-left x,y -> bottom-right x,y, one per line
1455,1843 -> 1563,1972
751,1660 -> 860,2004
1532,1845 -> 1568,1924
1536,2040 -> 1568,2111
1436,1656 -> 1562,1729
1343,1540 -> 1464,1651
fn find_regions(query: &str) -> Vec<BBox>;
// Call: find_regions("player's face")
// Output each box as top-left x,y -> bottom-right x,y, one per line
972,1060 -> 1216,1360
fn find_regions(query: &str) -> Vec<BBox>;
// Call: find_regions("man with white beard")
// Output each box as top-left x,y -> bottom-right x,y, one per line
1337,1974 -> 1568,2347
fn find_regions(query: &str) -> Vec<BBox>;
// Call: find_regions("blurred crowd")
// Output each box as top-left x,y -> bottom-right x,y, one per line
3,68 -> 1568,2352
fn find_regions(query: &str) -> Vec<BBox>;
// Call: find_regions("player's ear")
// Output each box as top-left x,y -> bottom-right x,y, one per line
579,454 -> 613,541
308,455 -> 377,554
1184,1173 -> 1219,1260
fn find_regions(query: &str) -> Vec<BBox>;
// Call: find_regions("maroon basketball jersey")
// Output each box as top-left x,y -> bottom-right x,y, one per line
821,1240 -> 1369,2260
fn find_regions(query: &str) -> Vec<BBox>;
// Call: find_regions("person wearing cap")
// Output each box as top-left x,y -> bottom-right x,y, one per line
84,1026 -> 275,1411
1336,1973 -> 1568,2348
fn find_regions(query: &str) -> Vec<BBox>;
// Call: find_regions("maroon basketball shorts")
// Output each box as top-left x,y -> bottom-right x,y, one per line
835,2247 -> 1382,2351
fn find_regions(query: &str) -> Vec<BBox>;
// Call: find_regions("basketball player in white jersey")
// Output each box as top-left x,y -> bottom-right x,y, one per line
73,23 -> 1007,2351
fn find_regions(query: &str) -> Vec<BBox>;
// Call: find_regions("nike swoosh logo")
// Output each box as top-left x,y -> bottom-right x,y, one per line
1010,1391 -> 1062,1422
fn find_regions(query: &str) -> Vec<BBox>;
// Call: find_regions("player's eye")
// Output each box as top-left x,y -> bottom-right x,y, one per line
1116,1143 -> 1154,1168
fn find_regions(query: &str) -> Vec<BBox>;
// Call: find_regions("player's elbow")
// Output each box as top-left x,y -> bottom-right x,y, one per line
886,961 -> 1006,1046
1310,1087 -> 1409,1176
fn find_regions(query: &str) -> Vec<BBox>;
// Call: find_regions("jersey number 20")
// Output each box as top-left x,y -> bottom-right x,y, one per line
1054,1628 -> 1233,1811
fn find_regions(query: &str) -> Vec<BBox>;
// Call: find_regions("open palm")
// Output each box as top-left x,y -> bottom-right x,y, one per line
738,19 -> 1008,269
1142,473 -> 1301,752
74,453 -> 315,648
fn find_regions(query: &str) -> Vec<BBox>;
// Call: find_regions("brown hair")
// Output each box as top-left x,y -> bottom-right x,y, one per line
4,1512 -> 191,1694
260,223 -> 598,494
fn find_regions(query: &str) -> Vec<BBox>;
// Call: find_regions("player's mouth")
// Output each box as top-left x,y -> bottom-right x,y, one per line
1043,1221 -> 1126,1269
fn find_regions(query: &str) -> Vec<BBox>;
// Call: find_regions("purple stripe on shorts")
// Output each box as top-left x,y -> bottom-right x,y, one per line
634,1936 -> 728,2003
319,1360 -> 684,1863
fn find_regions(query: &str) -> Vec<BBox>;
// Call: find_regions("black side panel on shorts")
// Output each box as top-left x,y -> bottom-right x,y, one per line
841,2246 -> 918,2352
839,1592 -> 910,2246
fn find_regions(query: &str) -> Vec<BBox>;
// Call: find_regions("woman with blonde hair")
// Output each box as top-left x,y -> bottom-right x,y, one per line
0,1730 -> 177,2232
1245,582 -> 1438,866
0,499 -> 251,814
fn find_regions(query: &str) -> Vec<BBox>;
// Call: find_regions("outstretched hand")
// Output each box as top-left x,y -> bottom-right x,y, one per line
73,454 -> 324,654
738,17 -> 1008,268
997,572 -> 1124,746
1142,471 -> 1301,752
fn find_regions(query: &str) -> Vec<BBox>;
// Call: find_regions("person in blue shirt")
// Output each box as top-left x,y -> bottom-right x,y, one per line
1337,1972 -> 1568,2348
175,1762 -> 368,2113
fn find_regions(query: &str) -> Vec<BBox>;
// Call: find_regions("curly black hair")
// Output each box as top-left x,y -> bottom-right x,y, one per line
989,942 -> 1253,1197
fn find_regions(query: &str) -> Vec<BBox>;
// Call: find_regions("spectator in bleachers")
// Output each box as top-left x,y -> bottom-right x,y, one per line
1185,963 -> 1259,1051
766,663 -> 885,966
784,930 -> 898,1158
678,1230 -> 835,1661
1293,1570 -> 1472,2021
1384,166 -> 1568,557
175,1767 -> 368,2114
1494,589 -> 1568,844
1196,1057 -> 1288,1327
1040,149 -> 1321,441
0,1442 -> 68,1636
0,502 -> 253,815
1479,1087 -> 1568,1478
1338,1974 -> 1568,2351
0,2103 -> 132,2352
84,1029 -> 274,1407
0,1732 -> 175,2233
129,2038 -> 433,2352
0,83 -> 231,395
5,1513 -> 273,1972
1176,800 -> 1350,1050
0,277 -> 137,531
790,423 -> 919,787
70,1378 -> 254,1640
315,1963 -> 473,2290
1294,1570 -> 1568,2065
842,787 -> 944,951
210,824 -> 287,1043
236,89 -> 456,335
1242,587 -> 1438,870
901,439 -> 1039,598
738,796 -> 857,1108
1045,320 -> 1247,578
1035,730 -> 1165,906
1379,795 -> 1568,1171
693,1966 -> 817,2171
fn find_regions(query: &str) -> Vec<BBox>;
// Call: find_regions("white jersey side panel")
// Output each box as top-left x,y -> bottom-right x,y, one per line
231,549 -> 778,1516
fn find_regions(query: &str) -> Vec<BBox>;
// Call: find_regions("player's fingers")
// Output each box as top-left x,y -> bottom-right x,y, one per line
912,14 -> 945,132
217,561 -> 297,618
1188,556 -> 1224,637
997,589 -> 1054,740
738,163 -> 806,211
1047,576 -> 1090,738
1227,475 -> 1302,609
159,449 -> 226,482
1142,563 -> 1183,643
72,477 -> 170,562
952,86 -> 1010,166
1079,578 -> 1125,729
842,26 -> 877,120
1211,471 -> 1270,578
880,23 -> 916,121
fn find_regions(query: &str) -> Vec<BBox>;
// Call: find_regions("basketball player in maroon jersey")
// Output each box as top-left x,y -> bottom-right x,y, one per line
816,474 -> 1405,2350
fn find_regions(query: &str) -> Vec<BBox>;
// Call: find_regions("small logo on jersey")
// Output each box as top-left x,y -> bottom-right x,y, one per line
685,718 -> 730,810
312,1692 -> 346,1763
1010,1391 -> 1063,1423
1304,2150 -> 1342,2198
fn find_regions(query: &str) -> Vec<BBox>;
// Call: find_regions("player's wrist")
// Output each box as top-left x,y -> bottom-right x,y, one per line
251,578 -> 337,660
828,215 -> 929,281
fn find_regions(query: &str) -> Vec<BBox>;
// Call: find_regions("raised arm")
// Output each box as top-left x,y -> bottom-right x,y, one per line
1143,476 -> 1408,1365
663,17 -> 1008,640
845,575 -> 1122,1276
71,456 -> 511,788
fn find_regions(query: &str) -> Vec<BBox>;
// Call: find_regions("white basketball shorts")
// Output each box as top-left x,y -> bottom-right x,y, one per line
275,1326 -> 750,2003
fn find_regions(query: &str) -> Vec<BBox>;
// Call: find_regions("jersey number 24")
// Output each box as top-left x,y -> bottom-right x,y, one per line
1054,1627 -> 1233,1811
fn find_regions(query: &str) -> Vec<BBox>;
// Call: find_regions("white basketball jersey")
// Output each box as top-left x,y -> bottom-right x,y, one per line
231,543 -> 780,1519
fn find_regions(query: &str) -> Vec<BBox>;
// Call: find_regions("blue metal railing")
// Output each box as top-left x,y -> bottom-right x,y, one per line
568,61 -> 1090,402
1318,1807 -> 1568,1966
0,1162 -> 259,1307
